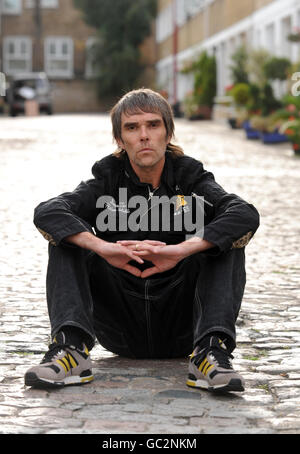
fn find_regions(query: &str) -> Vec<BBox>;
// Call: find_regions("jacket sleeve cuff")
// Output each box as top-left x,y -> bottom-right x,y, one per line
37,220 -> 92,247
203,226 -> 254,256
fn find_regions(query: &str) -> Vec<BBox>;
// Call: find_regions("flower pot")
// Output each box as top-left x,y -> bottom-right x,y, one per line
292,142 -> 300,155
197,105 -> 212,120
228,118 -> 238,129
228,118 -> 237,128
260,130 -> 289,144
188,108 -> 212,121
243,121 -> 260,140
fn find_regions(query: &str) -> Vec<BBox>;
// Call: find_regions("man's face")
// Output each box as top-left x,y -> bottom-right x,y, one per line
116,111 -> 171,170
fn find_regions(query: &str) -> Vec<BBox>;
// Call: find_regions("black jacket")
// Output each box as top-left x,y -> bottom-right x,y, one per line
34,151 -> 260,255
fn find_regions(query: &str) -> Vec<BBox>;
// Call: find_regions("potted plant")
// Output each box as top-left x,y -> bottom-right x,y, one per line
182,92 -> 202,120
269,97 -> 300,147
280,119 -> 300,155
227,83 -> 251,129
235,110 -> 249,129
260,114 -> 289,144
182,52 -> 217,120
229,45 -> 249,85
248,114 -> 288,144
263,57 -> 291,99
247,116 -> 268,139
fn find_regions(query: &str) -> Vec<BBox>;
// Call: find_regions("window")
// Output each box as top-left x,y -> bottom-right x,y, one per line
3,0 -> 22,14
177,0 -> 215,27
176,0 -> 188,27
156,0 -> 216,42
156,4 -> 172,43
3,37 -> 32,75
85,38 -> 100,79
265,23 -> 275,53
281,16 -> 292,58
25,0 -> 58,8
44,37 -> 73,78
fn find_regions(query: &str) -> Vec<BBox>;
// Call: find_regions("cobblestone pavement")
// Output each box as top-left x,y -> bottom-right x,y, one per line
0,114 -> 299,435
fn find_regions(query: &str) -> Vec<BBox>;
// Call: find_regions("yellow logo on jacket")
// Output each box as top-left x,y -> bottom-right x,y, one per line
176,195 -> 187,211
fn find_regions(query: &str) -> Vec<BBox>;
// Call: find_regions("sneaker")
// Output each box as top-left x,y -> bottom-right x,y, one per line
186,336 -> 245,392
24,331 -> 94,388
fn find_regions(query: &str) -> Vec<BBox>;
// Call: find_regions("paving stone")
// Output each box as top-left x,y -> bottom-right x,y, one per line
18,407 -> 73,418
83,419 -> 149,433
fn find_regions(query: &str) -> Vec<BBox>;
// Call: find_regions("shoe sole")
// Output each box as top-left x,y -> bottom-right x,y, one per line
186,378 -> 244,393
24,372 -> 94,389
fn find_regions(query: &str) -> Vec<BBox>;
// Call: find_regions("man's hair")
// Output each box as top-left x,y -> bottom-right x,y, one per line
110,88 -> 184,157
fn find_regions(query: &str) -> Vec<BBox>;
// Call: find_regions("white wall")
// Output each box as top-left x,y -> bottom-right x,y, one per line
156,0 -> 300,102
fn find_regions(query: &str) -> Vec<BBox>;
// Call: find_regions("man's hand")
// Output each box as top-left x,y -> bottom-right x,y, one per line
117,237 -> 214,278
99,240 -> 169,277
117,240 -> 184,278
98,241 -> 148,277
65,232 -> 214,278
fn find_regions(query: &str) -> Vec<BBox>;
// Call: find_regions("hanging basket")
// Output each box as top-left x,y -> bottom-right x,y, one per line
287,33 -> 300,42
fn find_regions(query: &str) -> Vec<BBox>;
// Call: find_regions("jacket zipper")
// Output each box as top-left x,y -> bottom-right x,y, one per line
147,185 -> 160,201
137,186 -> 167,229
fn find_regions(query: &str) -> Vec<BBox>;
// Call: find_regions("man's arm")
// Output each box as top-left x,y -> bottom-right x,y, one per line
178,236 -> 215,258
192,169 -> 260,253
65,231 -> 145,277
34,179 -> 102,247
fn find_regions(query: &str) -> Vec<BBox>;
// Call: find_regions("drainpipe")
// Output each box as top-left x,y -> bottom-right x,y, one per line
0,1 -> 3,73
34,0 -> 42,72
172,0 -> 178,105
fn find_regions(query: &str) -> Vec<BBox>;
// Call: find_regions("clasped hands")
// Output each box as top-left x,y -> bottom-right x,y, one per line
100,239 -> 184,278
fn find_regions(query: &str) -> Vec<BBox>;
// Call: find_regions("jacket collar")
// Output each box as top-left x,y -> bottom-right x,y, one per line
123,151 -> 175,191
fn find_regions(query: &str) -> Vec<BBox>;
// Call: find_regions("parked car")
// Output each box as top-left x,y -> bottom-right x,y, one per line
6,72 -> 53,116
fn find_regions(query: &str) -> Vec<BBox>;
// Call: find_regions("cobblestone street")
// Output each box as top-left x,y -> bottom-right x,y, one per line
0,114 -> 299,435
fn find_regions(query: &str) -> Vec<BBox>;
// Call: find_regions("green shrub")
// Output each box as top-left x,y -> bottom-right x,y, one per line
230,83 -> 251,106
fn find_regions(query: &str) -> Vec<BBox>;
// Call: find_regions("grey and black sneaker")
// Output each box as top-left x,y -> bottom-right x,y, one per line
186,336 -> 245,392
24,331 -> 94,388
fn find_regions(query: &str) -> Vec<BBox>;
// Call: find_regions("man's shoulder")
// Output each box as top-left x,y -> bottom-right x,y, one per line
91,153 -> 124,178
171,153 -> 205,178
172,154 -> 204,169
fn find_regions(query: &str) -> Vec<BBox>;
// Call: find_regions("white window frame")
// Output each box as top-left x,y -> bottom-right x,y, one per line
2,0 -> 22,15
44,36 -> 73,79
3,36 -> 32,75
25,0 -> 59,8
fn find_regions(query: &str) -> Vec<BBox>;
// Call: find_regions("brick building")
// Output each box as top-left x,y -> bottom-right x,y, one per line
0,0 -> 156,113
155,0 -> 300,105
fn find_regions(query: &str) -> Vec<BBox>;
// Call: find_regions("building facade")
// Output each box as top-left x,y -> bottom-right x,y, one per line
0,0 -> 105,112
0,0 -> 157,113
155,0 -> 300,105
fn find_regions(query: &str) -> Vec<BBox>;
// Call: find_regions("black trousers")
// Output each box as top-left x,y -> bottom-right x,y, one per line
46,244 -> 246,358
